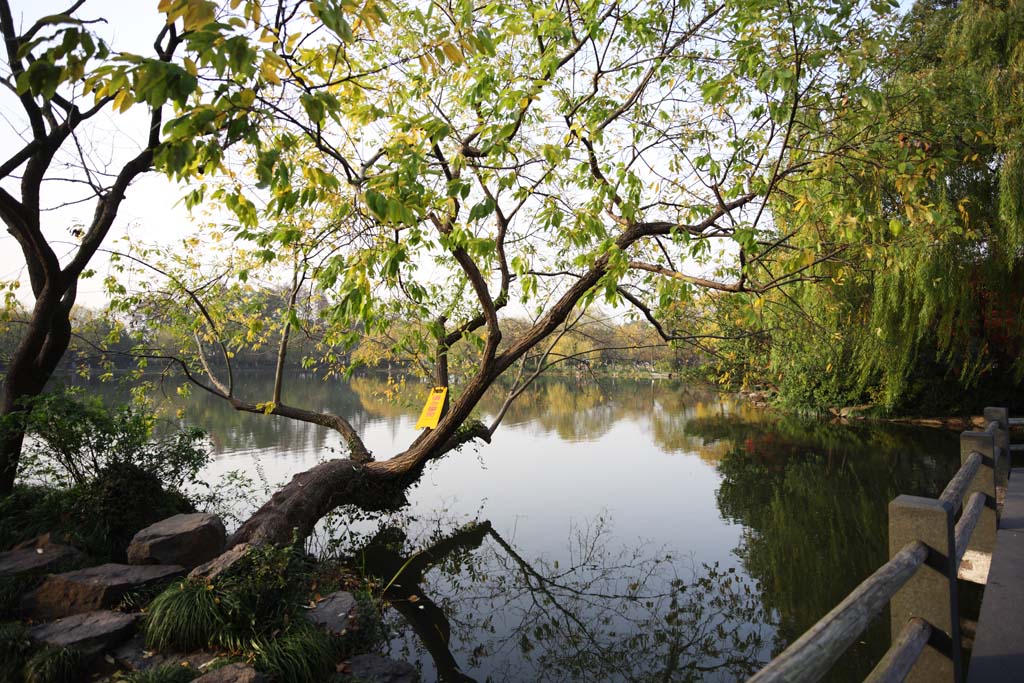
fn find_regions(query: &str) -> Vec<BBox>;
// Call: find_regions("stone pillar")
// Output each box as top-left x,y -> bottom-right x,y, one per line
983,406 -> 1010,489
889,495 -> 962,683
960,429 -> 997,555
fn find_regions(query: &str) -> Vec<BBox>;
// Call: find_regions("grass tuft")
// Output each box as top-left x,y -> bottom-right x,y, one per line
116,663 -> 197,683
23,646 -> 85,683
0,621 -> 32,683
252,622 -> 336,683
144,580 -> 232,652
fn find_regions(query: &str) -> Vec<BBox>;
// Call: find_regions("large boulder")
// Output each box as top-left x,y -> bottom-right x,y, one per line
190,663 -> 268,683
28,610 -> 137,655
128,513 -> 226,569
343,654 -> 418,683
0,543 -> 83,577
305,590 -> 357,635
188,543 -> 251,582
22,563 -> 185,619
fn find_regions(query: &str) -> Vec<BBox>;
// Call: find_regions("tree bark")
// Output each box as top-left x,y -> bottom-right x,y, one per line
228,420 -> 490,546
0,289 -> 73,494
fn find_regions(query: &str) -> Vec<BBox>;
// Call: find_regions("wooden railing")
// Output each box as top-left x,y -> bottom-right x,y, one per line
746,407 -> 1012,683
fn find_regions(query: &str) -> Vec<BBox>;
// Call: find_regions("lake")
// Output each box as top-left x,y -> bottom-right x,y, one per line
74,372 -> 963,682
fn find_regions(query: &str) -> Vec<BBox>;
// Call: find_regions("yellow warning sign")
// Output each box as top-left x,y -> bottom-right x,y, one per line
415,387 -> 448,430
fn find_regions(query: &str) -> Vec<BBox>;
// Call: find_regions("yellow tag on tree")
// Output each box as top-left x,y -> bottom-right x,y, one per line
415,387 -> 448,430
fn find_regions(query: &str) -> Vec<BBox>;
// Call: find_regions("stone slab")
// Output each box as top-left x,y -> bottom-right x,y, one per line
190,662 -> 268,682
23,563 -> 185,619
29,610 -> 137,654
306,590 -> 357,634
128,513 -> 226,570
110,634 -> 218,672
0,543 -> 83,577
968,468 -> 1024,682
344,654 -> 418,683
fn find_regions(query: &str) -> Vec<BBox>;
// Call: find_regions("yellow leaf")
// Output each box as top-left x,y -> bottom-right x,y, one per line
441,43 -> 463,64
183,57 -> 198,76
239,88 -> 255,107
261,58 -> 281,85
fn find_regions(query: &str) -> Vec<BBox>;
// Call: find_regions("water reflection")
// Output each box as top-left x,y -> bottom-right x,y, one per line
704,415 -> 960,681
351,515 -> 771,683
62,373 -> 965,682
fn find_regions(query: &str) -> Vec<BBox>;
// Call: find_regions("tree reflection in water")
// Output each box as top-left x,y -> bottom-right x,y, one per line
348,515 -> 772,683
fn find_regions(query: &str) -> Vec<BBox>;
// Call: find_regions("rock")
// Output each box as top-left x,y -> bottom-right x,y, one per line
188,543 -> 251,581
190,663 -> 268,683
110,634 -> 217,672
344,654 -> 418,683
305,590 -> 357,634
22,563 -> 185,619
128,513 -> 226,570
0,543 -> 84,577
28,610 -> 137,655
13,531 -> 74,550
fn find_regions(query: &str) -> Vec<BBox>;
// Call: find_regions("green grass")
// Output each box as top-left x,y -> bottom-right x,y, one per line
141,544 -> 391,682
144,580 -> 233,652
115,664 -> 197,683
252,622 -> 337,683
22,647 -> 85,683
0,621 -> 32,683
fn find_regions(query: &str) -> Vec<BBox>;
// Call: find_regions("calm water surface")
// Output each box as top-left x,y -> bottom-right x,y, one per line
80,373 -> 962,683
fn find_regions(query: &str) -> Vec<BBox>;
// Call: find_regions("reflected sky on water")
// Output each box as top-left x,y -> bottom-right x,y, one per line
71,373 -> 962,682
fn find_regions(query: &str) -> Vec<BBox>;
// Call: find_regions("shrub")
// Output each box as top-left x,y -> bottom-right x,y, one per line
0,467 -> 194,562
77,462 -> 195,561
18,389 -> 209,490
1,390 -> 206,560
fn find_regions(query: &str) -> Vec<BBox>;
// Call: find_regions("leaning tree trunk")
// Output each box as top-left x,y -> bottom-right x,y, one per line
228,421 -> 491,546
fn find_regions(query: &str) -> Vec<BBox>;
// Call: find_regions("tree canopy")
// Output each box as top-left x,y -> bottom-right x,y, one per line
4,0 -> 1018,538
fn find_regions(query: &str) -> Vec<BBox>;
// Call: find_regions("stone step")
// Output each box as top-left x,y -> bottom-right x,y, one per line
0,543 -> 83,577
128,513 -> 226,570
28,610 -> 137,655
22,563 -> 185,619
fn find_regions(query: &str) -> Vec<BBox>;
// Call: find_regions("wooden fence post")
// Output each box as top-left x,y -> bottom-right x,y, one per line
889,495 -> 962,683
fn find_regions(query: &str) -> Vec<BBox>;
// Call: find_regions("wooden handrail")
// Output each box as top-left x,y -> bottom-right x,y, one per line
746,406 -> 1012,683
746,541 -> 928,683
864,618 -> 932,683
940,451 -> 982,512
954,491 -> 987,565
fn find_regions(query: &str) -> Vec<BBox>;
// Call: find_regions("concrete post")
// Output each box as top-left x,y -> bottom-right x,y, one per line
960,429 -> 997,554
983,406 -> 1010,489
889,495 -> 962,683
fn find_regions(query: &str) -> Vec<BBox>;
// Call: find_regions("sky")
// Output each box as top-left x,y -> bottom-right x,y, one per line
1,0 -> 194,308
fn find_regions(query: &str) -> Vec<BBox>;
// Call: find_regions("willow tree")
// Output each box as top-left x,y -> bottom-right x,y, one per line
102,0 -> 901,544
691,0 -> 1024,413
